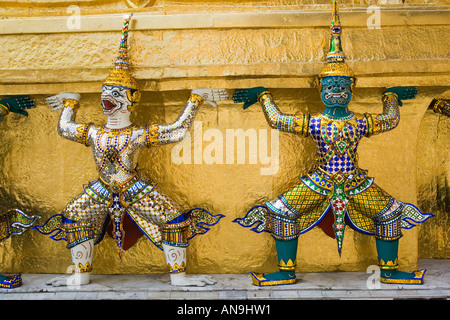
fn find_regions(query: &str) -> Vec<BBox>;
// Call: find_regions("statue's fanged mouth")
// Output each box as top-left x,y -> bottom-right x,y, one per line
102,99 -> 116,111
325,92 -> 348,99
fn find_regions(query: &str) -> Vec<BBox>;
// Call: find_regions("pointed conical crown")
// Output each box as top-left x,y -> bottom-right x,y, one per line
103,13 -> 139,90
318,0 -> 355,79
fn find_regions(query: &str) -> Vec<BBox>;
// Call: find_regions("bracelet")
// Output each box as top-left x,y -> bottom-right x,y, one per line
189,93 -> 204,105
257,91 -> 271,102
63,99 -> 80,110
0,104 -> 10,116
382,92 -> 398,101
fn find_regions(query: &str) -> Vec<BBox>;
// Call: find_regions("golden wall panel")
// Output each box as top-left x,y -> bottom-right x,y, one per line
0,3 -> 448,275
417,92 -> 450,259
0,87 -> 442,274
0,11 -> 449,94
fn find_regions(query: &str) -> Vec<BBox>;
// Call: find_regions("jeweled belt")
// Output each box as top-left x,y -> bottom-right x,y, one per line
307,165 -> 368,190
98,173 -> 140,194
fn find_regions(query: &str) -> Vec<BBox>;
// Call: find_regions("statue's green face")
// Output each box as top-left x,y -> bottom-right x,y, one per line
320,76 -> 354,109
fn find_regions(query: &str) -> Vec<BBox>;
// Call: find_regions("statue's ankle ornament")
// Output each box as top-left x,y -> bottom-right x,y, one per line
74,262 -> 93,274
378,258 -> 399,271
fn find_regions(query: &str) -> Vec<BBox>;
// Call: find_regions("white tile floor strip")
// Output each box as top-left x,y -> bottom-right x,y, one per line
0,259 -> 448,300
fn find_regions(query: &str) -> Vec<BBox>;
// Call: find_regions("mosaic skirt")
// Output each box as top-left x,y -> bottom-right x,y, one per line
35,178 -> 223,254
0,209 -> 39,243
234,169 -> 433,253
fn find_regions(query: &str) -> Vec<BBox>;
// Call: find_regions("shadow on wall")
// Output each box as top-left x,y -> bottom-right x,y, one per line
417,91 -> 450,259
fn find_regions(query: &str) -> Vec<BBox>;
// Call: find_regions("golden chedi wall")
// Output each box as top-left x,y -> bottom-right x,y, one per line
0,0 -> 449,275
417,90 -> 450,259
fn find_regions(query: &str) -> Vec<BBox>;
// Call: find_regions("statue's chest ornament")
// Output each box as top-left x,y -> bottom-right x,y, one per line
96,127 -> 133,164
320,119 -> 358,158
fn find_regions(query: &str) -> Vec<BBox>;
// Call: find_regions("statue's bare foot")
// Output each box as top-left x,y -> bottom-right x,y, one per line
46,273 -> 90,287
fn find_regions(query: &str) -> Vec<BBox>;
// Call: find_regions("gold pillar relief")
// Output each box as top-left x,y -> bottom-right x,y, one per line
124,0 -> 156,8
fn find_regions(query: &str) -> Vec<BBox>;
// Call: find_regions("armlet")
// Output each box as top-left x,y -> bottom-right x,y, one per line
293,113 -> 310,137
75,123 -> 94,146
363,113 -> 382,137
145,125 -> 160,147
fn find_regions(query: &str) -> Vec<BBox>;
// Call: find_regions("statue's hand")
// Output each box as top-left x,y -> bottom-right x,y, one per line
384,87 -> 418,106
191,88 -> 229,108
232,87 -> 267,109
46,92 -> 81,111
0,96 -> 35,116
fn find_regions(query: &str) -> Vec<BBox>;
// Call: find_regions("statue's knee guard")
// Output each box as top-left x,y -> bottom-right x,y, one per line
161,212 -> 191,248
62,216 -> 95,249
373,200 -> 403,241
375,218 -> 402,241
266,211 -> 299,241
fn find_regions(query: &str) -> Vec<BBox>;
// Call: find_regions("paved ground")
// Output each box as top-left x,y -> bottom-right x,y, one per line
0,259 -> 448,301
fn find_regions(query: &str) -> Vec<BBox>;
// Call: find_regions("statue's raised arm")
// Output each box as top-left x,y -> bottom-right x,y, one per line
45,92 -> 94,146
364,87 -> 418,137
233,87 -> 309,136
0,96 -> 35,122
155,88 -> 228,145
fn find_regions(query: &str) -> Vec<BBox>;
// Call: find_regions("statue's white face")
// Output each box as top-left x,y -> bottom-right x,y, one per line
101,85 -> 133,116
